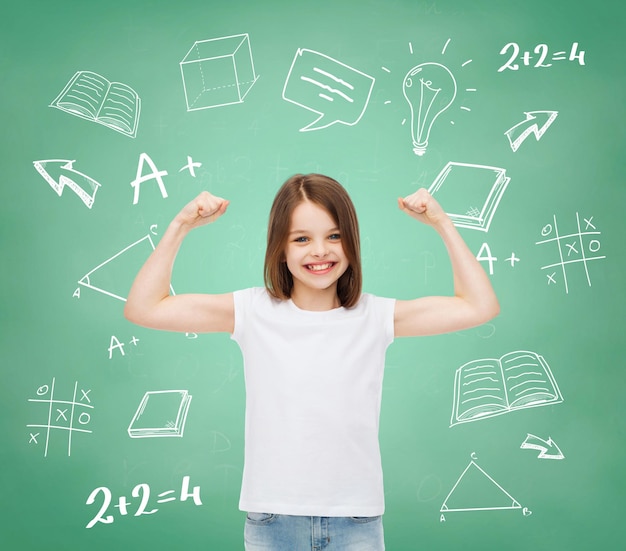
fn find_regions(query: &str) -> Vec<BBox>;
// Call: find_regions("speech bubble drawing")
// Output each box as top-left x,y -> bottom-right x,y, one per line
282,48 -> 376,132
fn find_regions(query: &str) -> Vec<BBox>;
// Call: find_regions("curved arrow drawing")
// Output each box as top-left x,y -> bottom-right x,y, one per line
33,159 -> 101,208
520,433 -> 565,460
505,111 -> 558,152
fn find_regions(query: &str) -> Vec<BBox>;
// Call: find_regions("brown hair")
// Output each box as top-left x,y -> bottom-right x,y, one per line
264,173 -> 362,308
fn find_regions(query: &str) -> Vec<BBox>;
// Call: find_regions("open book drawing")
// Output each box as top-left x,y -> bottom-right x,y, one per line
50,70 -> 141,138
450,350 -> 562,426
128,390 -> 192,438
428,161 -> 510,232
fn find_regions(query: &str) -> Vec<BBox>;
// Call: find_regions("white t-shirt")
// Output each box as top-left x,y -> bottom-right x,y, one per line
231,287 -> 395,516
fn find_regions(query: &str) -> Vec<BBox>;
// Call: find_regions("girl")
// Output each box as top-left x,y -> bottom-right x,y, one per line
124,173 -> 499,551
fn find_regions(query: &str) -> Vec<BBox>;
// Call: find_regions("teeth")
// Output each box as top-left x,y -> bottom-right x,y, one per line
307,263 -> 333,271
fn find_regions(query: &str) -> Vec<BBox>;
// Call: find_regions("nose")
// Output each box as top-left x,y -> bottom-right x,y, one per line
311,239 -> 329,257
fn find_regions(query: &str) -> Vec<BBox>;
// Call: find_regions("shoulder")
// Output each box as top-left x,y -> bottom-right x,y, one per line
233,287 -> 284,318
357,292 -> 396,312
234,286 -> 265,300
351,293 -> 396,346
357,292 -> 396,328
234,286 -> 274,305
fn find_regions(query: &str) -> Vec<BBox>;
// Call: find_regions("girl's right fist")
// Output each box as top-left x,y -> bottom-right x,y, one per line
177,191 -> 229,229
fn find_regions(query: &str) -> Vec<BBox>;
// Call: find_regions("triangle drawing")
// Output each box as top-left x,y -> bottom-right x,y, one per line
78,233 -> 174,302
440,460 -> 521,513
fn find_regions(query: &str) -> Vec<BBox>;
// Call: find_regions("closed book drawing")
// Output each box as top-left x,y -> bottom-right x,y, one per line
428,161 -> 510,232
128,390 -> 192,438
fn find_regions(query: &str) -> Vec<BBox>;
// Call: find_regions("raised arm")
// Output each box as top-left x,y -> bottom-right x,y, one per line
124,191 -> 235,334
393,188 -> 500,337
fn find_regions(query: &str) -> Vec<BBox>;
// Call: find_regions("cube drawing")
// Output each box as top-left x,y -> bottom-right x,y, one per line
180,33 -> 259,111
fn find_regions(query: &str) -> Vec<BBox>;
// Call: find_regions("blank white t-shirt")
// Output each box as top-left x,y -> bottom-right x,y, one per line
231,287 -> 395,516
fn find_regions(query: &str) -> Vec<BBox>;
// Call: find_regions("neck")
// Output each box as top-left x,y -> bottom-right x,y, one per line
290,285 -> 341,311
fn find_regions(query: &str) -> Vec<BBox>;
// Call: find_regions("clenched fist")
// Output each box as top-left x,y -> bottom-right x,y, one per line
175,191 -> 230,230
398,188 -> 448,228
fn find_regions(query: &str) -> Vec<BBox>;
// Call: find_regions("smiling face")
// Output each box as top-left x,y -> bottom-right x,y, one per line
284,200 -> 349,309
264,174 -> 362,308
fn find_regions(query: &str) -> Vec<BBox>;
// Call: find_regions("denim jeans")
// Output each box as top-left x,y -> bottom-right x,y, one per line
244,513 -> 385,551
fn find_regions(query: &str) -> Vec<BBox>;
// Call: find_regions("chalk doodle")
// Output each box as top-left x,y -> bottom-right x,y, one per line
108,335 -> 140,359
498,42 -> 585,72
428,162 -> 510,232
450,350 -> 563,427
440,455 -> 529,519
475,243 -> 521,275
395,38 -> 475,156
402,62 -> 456,156
33,159 -> 101,208
520,434 -> 565,460
535,213 -> 606,293
26,377 -> 93,457
505,111 -> 558,152
127,390 -> 192,438
85,475 -> 202,528
50,70 -> 141,137
180,33 -> 259,111
130,152 -> 169,205
129,153 -> 205,205
282,48 -> 375,132
207,430 -> 232,453
76,231 -> 175,302
179,155 -> 202,177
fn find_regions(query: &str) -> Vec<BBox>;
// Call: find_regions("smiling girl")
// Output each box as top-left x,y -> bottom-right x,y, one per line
124,173 -> 499,550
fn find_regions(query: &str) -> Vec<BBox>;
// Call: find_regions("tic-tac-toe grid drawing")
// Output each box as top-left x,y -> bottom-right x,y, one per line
26,377 -> 94,457
535,212 -> 606,294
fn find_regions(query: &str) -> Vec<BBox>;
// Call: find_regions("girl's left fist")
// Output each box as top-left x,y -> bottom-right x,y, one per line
398,188 -> 446,226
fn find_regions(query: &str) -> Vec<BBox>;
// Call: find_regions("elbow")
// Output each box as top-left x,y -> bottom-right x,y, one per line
467,295 -> 500,327
123,301 -> 135,323
123,300 -> 143,326
493,299 -> 500,318
480,297 -> 500,324
491,293 -> 501,319
124,292 -> 170,329
490,301 -> 501,321
124,297 -> 165,329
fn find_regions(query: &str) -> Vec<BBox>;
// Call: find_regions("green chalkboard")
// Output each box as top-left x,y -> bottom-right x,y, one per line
2,0 -> 625,549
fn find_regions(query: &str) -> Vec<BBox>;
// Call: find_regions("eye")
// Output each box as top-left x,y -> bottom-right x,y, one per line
328,233 -> 341,241
293,236 -> 309,243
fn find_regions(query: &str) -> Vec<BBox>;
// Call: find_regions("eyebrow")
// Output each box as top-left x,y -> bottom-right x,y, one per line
288,227 -> 340,235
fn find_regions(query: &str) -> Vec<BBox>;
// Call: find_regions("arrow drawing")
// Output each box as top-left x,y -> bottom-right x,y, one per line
33,159 -> 101,208
505,110 -> 558,152
520,433 -> 565,460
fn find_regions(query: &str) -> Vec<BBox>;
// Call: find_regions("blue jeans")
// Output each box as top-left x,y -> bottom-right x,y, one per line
244,513 -> 385,551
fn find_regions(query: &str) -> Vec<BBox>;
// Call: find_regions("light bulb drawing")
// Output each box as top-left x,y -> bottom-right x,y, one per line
379,39 -> 475,154
402,62 -> 457,156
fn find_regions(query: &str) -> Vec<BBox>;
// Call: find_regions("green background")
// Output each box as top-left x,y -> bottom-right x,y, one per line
1,0 -> 624,549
